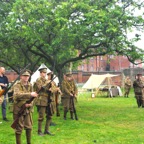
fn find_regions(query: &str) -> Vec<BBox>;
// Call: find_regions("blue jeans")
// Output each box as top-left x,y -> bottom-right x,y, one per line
1,95 -> 7,119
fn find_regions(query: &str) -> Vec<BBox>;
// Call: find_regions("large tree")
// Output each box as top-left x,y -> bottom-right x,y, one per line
0,0 -> 144,80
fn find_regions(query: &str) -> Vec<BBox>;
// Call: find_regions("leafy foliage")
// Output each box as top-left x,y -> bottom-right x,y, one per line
0,0 -> 144,78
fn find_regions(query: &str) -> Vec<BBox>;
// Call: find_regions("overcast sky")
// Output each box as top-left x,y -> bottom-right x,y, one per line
127,1 -> 144,50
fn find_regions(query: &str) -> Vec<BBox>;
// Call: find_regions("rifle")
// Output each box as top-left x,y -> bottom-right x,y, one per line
0,63 -> 31,97
70,93 -> 78,120
46,73 -> 55,116
55,83 -> 61,116
11,75 -> 57,129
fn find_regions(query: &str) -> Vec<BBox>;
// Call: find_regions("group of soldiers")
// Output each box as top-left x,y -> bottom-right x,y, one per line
124,73 -> 144,108
1,65 -> 144,144
0,65 -> 78,144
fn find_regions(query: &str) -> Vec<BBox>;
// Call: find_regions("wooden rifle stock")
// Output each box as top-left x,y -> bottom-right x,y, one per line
0,88 -> 7,97
11,96 -> 35,129
70,94 -> 78,120
11,75 -> 57,129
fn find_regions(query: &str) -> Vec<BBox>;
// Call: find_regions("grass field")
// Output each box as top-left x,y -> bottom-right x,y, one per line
0,90 -> 144,144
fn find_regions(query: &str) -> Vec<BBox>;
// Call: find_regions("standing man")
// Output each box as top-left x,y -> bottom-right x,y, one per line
133,73 -> 144,108
124,76 -> 132,97
61,73 -> 78,120
35,67 -> 56,136
0,67 -> 9,121
13,70 -> 38,144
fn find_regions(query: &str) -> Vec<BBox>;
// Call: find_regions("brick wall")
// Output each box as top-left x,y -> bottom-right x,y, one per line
5,71 -> 18,82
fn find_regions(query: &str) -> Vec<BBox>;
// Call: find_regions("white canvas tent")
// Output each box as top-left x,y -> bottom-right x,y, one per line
82,73 -> 122,97
82,73 -> 118,89
30,63 -> 59,85
82,74 -> 104,89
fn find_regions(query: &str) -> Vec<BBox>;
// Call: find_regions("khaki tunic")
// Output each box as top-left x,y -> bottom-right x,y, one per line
13,80 -> 33,134
61,79 -> 78,111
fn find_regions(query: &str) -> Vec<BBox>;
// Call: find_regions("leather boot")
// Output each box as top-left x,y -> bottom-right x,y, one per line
26,129 -> 31,144
15,133 -> 21,144
56,105 -> 60,117
38,121 -> 44,136
142,100 -> 144,108
70,111 -> 74,120
137,99 -> 141,108
64,110 -> 67,120
56,110 -> 60,117
44,119 -> 54,136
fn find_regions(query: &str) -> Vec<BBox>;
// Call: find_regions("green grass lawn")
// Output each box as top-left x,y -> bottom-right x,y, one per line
0,90 -> 144,144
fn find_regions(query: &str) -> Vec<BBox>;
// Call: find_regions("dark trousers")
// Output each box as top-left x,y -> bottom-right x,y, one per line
1,95 -> 7,119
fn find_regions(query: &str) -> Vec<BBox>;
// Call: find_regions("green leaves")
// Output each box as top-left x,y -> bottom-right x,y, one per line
0,0 -> 144,75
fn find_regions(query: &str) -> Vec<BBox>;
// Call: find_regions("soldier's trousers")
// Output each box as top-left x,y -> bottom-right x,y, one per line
13,113 -> 32,134
1,95 -> 7,119
124,87 -> 131,97
63,97 -> 74,112
135,94 -> 144,107
37,106 -> 52,132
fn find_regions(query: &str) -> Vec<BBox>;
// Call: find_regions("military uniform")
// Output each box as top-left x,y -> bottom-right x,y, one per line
35,68 -> 56,135
124,77 -> 132,97
13,71 -> 37,144
61,73 -> 78,120
133,74 -> 144,108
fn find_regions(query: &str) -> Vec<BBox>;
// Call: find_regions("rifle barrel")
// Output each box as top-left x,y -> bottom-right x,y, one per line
71,96 -> 78,120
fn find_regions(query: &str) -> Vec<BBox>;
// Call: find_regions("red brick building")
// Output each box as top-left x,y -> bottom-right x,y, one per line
5,71 -> 18,82
5,55 -> 143,87
78,55 -> 142,72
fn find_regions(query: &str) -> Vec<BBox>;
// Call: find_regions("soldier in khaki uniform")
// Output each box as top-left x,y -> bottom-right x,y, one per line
133,74 -> 144,108
13,70 -> 38,144
35,68 -> 58,136
61,73 -> 78,120
124,76 -> 132,97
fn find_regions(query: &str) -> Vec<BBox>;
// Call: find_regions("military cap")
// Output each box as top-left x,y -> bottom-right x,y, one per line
137,73 -> 142,76
65,72 -> 72,77
21,71 -> 30,76
39,68 -> 47,73
38,63 -> 47,72
26,69 -> 32,74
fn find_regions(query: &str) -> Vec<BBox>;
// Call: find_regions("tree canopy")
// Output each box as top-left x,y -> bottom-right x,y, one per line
0,0 -> 144,79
